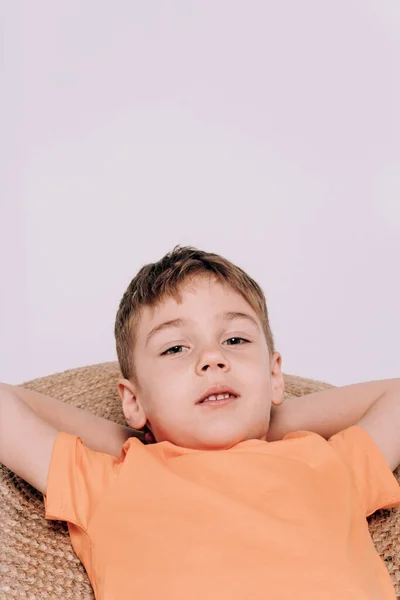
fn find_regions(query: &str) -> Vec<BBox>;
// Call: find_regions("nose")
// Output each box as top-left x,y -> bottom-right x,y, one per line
196,345 -> 230,375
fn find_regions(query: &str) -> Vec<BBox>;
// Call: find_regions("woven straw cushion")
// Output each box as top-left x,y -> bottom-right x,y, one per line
1,362 -> 399,599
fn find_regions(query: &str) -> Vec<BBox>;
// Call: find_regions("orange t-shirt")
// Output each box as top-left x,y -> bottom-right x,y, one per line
44,426 -> 400,600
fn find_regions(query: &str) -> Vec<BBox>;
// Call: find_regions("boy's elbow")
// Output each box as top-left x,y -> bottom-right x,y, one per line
0,388 -> 58,495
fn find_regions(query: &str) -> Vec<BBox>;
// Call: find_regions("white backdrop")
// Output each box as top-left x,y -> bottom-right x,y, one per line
1,0 -> 399,387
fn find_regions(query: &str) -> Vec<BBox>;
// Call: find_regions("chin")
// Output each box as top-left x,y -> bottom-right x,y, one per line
158,421 -> 268,450
189,429 -> 252,451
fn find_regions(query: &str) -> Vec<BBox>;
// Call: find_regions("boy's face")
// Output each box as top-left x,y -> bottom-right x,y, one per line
118,275 -> 284,449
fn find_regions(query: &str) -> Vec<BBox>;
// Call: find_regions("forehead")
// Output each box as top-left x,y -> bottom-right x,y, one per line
138,276 -> 257,332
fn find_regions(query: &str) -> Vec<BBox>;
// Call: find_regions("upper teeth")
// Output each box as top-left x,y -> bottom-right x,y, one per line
204,393 -> 234,402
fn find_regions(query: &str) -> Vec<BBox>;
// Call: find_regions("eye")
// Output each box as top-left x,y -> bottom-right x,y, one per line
161,345 -> 185,356
224,337 -> 249,346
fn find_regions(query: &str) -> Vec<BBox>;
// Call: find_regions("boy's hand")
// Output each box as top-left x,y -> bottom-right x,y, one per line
357,389 -> 400,471
0,388 -> 58,494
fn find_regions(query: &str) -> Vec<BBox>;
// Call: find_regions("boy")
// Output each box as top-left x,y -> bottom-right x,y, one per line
1,245 -> 400,599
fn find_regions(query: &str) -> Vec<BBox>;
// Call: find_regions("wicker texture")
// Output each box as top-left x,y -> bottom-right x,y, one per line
0,362 -> 399,599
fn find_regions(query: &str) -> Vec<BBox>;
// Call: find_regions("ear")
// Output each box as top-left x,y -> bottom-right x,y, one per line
117,378 -> 147,430
270,352 -> 285,406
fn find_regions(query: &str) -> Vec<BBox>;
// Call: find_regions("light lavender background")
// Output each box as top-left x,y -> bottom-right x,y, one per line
1,0 -> 399,386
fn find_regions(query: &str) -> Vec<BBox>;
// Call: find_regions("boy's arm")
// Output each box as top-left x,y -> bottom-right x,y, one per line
268,379 -> 400,468
0,388 -> 58,494
357,390 -> 400,471
0,382 -> 136,457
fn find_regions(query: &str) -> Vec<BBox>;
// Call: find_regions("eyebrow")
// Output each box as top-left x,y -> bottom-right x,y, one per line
145,311 -> 259,347
145,318 -> 186,347
223,311 -> 260,329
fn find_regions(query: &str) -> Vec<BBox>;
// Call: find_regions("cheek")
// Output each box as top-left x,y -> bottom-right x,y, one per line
144,379 -> 181,417
251,364 -> 272,395
243,351 -> 270,376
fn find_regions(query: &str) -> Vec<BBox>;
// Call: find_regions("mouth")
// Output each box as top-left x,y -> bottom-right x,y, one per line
196,386 -> 239,406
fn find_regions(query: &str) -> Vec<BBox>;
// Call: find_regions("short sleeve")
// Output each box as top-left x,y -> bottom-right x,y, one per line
328,425 -> 400,517
44,432 -> 119,530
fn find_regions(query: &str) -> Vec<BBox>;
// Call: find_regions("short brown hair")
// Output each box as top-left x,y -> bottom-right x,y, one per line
114,245 -> 275,382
